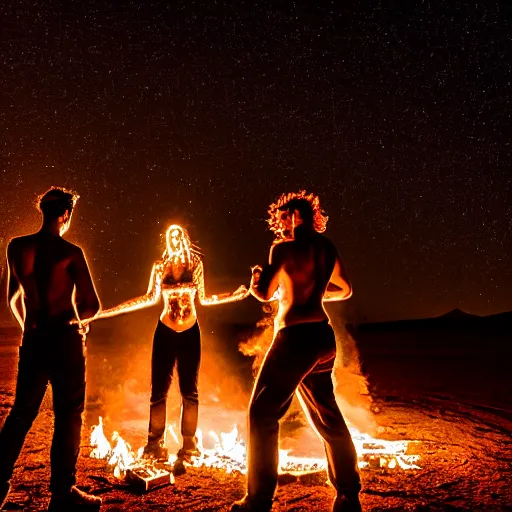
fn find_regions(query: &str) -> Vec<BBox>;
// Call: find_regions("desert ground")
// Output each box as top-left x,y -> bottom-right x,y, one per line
1,311 -> 511,511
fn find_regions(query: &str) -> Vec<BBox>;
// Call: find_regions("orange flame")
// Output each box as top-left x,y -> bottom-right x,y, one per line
89,416 -> 420,479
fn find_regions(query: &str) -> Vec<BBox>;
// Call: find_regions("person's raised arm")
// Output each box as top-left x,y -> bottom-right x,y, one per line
250,243 -> 283,302
6,242 -> 24,330
81,261 -> 163,323
70,247 -> 101,322
194,257 -> 249,306
323,251 -> 352,302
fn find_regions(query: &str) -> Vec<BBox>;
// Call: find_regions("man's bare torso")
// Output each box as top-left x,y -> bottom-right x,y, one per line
9,233 -> 85,328
274,231 -> 337,330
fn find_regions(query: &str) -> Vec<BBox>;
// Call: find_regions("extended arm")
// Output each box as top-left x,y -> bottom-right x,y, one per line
250,244 -> 282,302
6,243 -> 24,330
194,258 -> 249,306
323,253 -> 352,302
79,262 -> 162,324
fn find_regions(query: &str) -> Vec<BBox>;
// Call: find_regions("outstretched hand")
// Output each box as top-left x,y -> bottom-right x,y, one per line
234,284 -> 250,298
70,318 -> 91,336
78,322 -> 90,336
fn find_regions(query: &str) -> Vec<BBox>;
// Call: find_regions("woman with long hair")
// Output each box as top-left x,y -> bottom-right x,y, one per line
79,224 -> 249,465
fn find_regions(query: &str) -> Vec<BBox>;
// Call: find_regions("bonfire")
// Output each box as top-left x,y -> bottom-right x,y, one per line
88,414 -> 420,491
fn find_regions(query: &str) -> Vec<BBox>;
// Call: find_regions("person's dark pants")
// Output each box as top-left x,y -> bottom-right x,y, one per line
247,320 -> 361,503
0,325 -> 86,493
148,320 -> 201,448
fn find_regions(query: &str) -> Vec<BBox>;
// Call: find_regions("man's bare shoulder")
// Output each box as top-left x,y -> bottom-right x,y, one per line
271,239 -> 294,256
7,234 -> 37,253
315,232 -> 337,250
62,239 -> 86,259
272,239 -> 292,247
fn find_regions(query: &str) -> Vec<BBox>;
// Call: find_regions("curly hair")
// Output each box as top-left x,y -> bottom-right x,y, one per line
267,190 -> 328,240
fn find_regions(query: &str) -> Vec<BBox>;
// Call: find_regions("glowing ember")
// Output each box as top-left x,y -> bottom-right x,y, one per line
349,427 -> 420,470
89,417 -> 420,480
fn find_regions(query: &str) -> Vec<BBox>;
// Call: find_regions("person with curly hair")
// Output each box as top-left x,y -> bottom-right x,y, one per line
78,224 -> 249,471
232,191 -> 362,512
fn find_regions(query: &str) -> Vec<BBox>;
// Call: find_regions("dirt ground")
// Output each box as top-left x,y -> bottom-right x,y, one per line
1,325 -> 512,511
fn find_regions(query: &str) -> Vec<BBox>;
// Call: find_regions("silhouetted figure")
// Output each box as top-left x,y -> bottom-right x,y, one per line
0,188 -> 102,511
232,192 -> 362,512
78,224 -> 248,472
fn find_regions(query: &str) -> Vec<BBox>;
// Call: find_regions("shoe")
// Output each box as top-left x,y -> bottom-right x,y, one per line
48,486 -> 102,511
176,447 -> 200,464
231,495 -> 273,512
332,493 -> 362,512
0,482 -> 10,509
143,443 -> 169,461
172,446 -> 201,476
172,458 -> 187,476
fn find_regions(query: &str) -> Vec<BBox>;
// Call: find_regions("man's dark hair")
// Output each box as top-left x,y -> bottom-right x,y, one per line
268,191 -> 328,239
278,198 -> 315,227
38,187 -> 79,222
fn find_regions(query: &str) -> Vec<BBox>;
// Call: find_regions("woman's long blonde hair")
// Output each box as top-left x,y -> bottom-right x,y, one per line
161,224 -> 201,269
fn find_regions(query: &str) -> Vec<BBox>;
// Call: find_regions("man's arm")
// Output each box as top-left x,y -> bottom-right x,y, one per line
70,248 -> 101,321
323,252 -> 353,302
6,242 -> 24,330
250,244 -> 283,302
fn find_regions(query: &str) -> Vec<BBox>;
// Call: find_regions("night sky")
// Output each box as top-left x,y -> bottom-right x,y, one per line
1,2 -> 511,325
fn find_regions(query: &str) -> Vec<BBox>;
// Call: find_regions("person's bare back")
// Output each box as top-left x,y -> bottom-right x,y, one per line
252,224 -> 352,330
7,188 -> 99,332
268,231 -> 337,328
8,233 -> 98,329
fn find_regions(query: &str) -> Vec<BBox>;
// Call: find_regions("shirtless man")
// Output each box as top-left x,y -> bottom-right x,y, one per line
232,192 -> 362,512
0,188 -> 102,511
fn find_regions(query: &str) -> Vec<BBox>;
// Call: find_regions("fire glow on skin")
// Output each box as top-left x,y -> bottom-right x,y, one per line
75,224 -> 250,329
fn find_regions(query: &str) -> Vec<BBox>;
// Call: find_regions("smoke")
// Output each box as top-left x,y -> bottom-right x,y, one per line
331,321 -> 376,434
84,299 -> 376,460
84,316 -> 153,437
238,302 -> 277,374
85,312 -> 253,444
199,341 -> 252,410
238,305 -> 376,435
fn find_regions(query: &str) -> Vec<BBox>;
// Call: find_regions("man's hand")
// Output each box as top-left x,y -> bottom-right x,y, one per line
78,322 -> 90,336
250,265 -> 263,289
249,244 -> 281,302
70,317 -> 91,336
